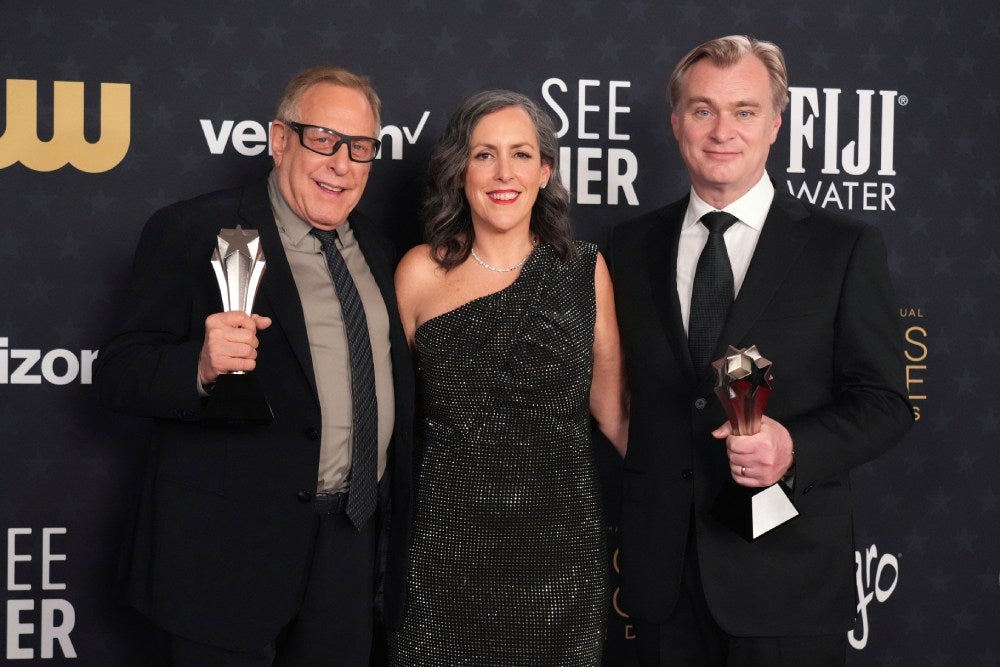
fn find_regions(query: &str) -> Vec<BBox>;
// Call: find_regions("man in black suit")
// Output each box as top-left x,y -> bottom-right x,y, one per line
95,67 -> 413,665
609,36 -> 912,665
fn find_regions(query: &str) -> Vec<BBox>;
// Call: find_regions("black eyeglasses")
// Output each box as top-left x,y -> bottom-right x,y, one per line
283,120 -> 381,163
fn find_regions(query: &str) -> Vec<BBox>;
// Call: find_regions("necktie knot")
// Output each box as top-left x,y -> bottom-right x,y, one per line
310,227 -> 340,249
700,211 -> 738,235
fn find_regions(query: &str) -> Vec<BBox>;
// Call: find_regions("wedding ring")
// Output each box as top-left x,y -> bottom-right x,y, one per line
740,466 -> 746,476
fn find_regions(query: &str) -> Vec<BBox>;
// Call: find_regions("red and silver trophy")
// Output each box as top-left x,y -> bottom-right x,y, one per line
710,345 -> 797,540
202,225 -> 273,424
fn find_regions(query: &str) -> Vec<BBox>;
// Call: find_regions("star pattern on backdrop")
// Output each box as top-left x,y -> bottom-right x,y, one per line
2,3 -> 998,664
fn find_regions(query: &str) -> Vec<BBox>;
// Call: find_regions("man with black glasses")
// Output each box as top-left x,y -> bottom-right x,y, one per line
96,67 -> 413,666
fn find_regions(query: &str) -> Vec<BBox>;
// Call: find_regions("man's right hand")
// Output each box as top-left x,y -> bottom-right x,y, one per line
198,311 -> 273,386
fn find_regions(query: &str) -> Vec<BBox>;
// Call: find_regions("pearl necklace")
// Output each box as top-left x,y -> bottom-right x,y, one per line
470,242 -> 535,273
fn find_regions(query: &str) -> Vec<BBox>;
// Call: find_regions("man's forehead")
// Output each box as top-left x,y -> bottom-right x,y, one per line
680,58 -> 771,98
298,84 -> 376,131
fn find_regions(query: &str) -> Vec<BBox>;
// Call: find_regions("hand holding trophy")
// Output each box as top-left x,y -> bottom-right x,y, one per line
202,225 -> 274,424
710,345 -> 797,540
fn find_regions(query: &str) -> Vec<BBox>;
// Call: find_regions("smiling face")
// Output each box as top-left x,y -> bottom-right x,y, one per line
462,105 -> 552,237
671,54 -> 782,208
270,82 -> 377,230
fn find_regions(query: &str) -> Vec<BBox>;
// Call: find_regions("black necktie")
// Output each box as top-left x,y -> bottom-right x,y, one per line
688,211 -> 738,372
311,228 -> 378,529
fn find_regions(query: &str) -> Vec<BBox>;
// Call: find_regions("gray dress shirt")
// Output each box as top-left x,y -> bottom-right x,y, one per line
268,172 -> 394,493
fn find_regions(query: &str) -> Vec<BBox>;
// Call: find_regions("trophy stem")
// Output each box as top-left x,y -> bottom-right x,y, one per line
711,346 -> 797,540
203,226 -> 273,425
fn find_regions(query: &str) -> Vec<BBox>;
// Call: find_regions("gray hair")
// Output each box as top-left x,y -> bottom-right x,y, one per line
275,65 -> 381,129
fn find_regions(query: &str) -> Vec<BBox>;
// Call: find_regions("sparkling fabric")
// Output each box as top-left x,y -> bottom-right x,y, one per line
389,242 -> 607,666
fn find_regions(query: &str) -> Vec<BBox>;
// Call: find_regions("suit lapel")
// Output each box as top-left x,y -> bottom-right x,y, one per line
238,181 -> 319,400
644,199 -> 699,385
715,192 -> 813,358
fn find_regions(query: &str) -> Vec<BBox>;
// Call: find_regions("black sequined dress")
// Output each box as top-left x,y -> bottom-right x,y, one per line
389,242 -> 607,666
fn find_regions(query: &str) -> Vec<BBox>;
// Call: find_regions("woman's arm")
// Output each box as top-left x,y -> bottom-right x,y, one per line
590,251 -> 629,457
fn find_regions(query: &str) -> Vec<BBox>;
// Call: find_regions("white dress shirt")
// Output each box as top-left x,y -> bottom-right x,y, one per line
676,173 -> 775,333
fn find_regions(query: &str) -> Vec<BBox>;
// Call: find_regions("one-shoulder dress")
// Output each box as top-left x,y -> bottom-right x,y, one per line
388,241 -> 607,666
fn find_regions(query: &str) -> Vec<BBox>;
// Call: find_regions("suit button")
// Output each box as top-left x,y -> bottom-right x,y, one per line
304,427 -> 320,440
681,468 -> 694,480
297,491 -> 313,503
694,397 -> 708,409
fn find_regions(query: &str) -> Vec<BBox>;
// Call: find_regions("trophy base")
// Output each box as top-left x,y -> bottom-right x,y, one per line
202,372 -> 273,425
711,481 -> 798,541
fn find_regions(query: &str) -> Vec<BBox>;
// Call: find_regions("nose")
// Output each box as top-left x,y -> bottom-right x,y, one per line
710,114 -> 734,141
494,154 -> 513,181
326,142 -> 352,174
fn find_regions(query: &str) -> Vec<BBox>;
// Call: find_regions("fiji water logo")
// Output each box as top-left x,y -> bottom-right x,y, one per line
785,87 -> 905,212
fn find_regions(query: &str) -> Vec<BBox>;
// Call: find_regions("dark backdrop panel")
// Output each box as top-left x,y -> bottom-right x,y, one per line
2,2 -> 997,664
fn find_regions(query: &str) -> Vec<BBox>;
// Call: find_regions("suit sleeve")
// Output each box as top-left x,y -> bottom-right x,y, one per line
94,206 -> 211,421
783,224 -> 913,492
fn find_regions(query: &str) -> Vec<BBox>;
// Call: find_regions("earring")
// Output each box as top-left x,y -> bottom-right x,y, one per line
540,182 -> 548,189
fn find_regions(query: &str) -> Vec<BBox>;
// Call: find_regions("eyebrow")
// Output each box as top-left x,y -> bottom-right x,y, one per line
471,141 -> 536,150
686,95 -> 764,109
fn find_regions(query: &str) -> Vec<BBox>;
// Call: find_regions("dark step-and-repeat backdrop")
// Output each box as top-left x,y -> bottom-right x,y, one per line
2,2 -> 997,664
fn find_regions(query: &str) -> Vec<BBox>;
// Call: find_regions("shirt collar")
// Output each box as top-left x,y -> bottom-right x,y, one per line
267,170 -> 354,248
684,172 -> 775,231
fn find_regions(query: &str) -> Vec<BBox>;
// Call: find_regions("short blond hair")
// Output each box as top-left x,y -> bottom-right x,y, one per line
668,35 -> 789,114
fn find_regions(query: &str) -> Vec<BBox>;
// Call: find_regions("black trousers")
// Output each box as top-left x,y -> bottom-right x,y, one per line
167,507 -> 378,667
633,522 -> 846,667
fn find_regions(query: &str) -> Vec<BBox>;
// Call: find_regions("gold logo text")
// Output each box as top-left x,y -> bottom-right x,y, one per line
0,79 -> 130,173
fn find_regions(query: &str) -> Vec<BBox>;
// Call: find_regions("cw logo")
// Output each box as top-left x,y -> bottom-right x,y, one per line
0,79 -> 130,173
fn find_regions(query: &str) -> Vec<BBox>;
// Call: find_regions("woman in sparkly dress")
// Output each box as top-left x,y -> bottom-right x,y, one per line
388,89 -> 628,666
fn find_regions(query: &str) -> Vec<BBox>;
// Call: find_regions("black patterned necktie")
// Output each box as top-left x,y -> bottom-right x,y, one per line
311,228 -> 378,529
688,211 -> 739,372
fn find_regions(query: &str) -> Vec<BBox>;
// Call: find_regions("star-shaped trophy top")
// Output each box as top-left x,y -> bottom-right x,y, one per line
713,345 -> 774,390
712,345 -> 775,435
218,224 -> 260,261
211,225 -> 266,314
742,345 -> 774,390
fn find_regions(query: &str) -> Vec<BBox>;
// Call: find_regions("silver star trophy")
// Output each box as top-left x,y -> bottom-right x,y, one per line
202,225 -> 273,425
710,345 -> 798,540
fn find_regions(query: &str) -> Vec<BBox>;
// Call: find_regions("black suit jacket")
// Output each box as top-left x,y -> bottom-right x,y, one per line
95,179 -> 414,650
609,190 -> 912,636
